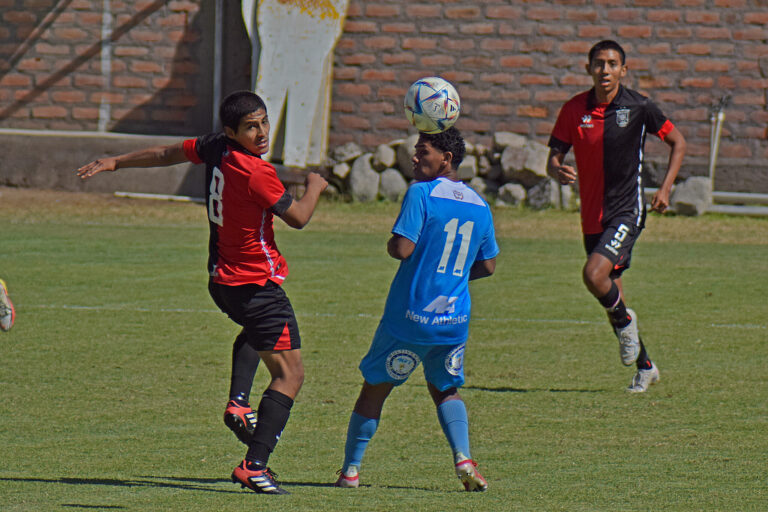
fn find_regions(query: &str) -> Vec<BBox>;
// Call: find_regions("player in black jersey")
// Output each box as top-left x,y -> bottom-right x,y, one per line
547,40 -> 686,392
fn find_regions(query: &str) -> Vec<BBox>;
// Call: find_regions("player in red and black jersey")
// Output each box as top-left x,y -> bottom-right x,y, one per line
77,91 -> 327,493
547,40 -> 686,392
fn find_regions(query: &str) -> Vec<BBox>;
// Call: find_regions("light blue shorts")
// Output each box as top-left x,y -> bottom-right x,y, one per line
359,323 -> 466,391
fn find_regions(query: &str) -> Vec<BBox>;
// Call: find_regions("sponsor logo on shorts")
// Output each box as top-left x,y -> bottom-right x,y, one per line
445,345 -> 465,376
604,223 -> 630,256
385,349 -> 420,380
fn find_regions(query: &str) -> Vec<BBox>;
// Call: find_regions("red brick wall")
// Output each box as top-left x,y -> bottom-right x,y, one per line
330,0 -> 768,185
1,0 -> 767,187
0,0 -> 213,135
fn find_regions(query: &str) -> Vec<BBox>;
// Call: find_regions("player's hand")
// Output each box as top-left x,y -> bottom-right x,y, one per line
650,189 -> 670,213
77,158 -> 118,179
306,171 -> 328,192
554,164 -> 577,185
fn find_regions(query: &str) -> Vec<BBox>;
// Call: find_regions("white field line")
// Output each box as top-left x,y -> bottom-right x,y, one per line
22,303 -> 767,330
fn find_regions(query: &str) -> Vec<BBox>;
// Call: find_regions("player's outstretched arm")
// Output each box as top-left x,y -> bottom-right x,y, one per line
279,172 -> 328,229
469,257 -> 496,281
547,149 -> 577,185
76,142 -> 187,179
651,127 -> 687,213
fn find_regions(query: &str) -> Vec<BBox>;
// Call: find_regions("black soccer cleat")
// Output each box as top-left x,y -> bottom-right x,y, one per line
224,400 -> 257,445
231,460 -> 289,494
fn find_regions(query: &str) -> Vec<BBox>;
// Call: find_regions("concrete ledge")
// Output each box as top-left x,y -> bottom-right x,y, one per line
0,129 -> 204,196
0,130 -> 317,197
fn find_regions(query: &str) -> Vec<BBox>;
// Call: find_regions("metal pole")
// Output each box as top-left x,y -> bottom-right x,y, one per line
212,0 -> 223,130
708,95 -> 730,186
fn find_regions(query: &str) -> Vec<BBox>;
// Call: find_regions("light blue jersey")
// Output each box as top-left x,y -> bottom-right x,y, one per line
381,177 -> 499,345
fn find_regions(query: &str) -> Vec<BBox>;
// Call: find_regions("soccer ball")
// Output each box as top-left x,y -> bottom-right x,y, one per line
403,77 -> 461,134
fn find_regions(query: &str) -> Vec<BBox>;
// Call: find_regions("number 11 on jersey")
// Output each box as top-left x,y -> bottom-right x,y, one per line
437,218 -> 474,276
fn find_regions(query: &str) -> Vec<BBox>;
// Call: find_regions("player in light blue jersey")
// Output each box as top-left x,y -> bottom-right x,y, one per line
335,127 -> 499,492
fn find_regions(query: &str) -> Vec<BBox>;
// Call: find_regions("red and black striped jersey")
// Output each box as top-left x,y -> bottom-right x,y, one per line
183,133 -> 293,286
548,86 -> 674,234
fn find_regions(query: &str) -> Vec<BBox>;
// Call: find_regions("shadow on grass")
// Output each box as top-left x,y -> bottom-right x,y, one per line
1,474 -> 339,493
464,385 -> 605,393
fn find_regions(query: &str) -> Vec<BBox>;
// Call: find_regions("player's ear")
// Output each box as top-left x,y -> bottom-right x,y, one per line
584,62 -> 591,75
224,125 -> 236,138
620,64 -> 627,78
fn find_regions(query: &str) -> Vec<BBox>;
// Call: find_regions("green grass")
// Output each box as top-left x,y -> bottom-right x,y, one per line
0,187 -> 766,511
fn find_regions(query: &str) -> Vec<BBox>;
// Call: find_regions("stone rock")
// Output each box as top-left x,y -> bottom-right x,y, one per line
498,183 -> 526,206
670,176 -> 712,216
493,131 -> 528,150
559,184 -> 575,210
467,177 -> 497,199
332,162 -> 350,179
457,154 -> 477,181
396,133 -> 420,179
372,144 -> 396,172
474,143 -> 488,158
500,145 -> 528,182
477,155 -> 491,176
464,140 -> 475,156
348,153 -> 380,202
503,141 -> 550,187
523,140 -> 550,177
332,141 -> 364,163
526,178 -> 559,210
379,168 -> 408,201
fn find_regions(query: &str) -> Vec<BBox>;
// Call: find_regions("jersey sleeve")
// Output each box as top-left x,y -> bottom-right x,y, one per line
247,161 -> 287,209
391,184 -> 427,243
182,138 -> 202,164
476,213 -> 500,262
644,99 -> 674,140
548,103 -> 573,154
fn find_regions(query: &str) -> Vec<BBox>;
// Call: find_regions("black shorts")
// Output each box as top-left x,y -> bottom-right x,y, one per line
584,218 -> 642,279
208,279 -> 301,351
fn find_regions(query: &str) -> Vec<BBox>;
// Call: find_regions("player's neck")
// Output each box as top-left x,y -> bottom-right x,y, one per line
594,84 -> 620,104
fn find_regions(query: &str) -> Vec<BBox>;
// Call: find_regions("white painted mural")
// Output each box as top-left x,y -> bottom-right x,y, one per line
241,0 -> 349,168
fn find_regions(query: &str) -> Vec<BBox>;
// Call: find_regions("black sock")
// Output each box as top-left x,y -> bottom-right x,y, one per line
229,331 -> 261,403
636,338 -> 652,369
598,282 -> 630,328
246,389 -> 294,465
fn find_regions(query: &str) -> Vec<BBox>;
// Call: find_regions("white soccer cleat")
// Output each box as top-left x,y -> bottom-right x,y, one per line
334,465 -> 359,488
0,279 -> 15,332
627,363 -> 660,393
614,308 -> 640,366
455,458 -> 488,492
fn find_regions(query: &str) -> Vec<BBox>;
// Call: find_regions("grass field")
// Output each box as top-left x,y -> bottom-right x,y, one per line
0,186 -> 766,511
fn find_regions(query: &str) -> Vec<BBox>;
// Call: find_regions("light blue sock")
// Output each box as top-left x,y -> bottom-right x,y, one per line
437,399 -> 471,461
342,412 -> 379,471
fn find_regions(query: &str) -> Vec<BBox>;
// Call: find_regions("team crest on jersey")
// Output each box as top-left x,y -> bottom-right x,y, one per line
453,190 -> 464,200
580,114 -> 593,128
385,349 -> 420,380
616,108 -> 630,127
444,344 -> 465,376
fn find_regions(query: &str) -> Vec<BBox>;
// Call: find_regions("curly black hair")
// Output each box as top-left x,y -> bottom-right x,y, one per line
418,127 -> 466,169
219,91 -> 267,130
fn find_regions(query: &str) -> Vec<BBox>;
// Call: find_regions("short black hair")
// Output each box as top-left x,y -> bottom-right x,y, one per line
588,40 -> 626,65
419,127 -> 466,169
219,91 -> 267,130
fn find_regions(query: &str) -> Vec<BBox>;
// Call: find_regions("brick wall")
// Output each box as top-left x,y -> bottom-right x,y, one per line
0,0 -> 215,135
330,0 -> 768,189
1,1 -> 767,190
